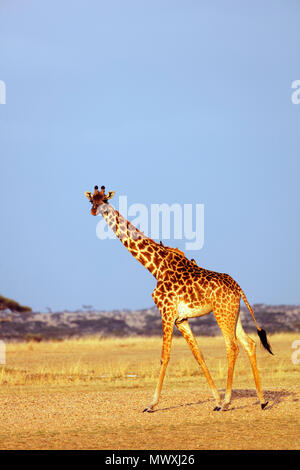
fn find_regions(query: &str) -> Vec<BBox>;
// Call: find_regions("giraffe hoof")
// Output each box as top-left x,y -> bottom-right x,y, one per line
143,407 -> 154,413
220,403 -> 230,411
213,406 -> 221,411
261,402 -> 269,410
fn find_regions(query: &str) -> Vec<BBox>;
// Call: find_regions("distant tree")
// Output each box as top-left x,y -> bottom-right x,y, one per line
0,294 -> 31,322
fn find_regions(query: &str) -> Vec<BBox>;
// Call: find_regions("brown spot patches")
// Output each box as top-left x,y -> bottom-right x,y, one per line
138,240 -> 148,250
143,251 -> 152,262
164,281 -> 172,291
153,253 -> 161,268
148,263 -> 156,273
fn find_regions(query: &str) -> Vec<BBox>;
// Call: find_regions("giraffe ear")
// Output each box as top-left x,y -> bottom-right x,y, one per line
84,191 -> 93,202
104,190 -> 115,202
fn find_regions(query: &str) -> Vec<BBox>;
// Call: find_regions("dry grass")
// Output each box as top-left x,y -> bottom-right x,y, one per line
1,333 -> 299,388
0,333 -> 299,449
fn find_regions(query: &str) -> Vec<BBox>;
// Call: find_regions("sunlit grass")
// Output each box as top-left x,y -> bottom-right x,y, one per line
0,333 -> 299,388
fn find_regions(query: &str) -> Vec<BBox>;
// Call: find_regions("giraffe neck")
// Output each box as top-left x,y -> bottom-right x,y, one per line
99,204 -> 167,278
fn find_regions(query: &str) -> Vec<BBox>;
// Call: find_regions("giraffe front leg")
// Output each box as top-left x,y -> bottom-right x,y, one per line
175,319 -> 221,410
143,319 -> 173,413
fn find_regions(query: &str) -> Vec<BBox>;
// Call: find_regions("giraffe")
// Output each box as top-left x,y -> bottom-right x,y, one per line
84,186 -> 273,411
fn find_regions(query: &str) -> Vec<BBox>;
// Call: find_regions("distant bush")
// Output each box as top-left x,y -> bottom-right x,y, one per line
0,294 -> 31,313
24,333 -> 43,343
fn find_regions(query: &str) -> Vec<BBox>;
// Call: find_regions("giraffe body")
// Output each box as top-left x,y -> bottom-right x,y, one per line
85,187 -> 273,411
153,250 -> 243,335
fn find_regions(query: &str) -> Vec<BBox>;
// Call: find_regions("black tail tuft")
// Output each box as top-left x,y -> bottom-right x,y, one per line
257,328 -> 274,355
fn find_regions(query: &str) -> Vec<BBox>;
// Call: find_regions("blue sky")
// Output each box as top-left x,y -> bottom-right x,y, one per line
0,1 -> 299,312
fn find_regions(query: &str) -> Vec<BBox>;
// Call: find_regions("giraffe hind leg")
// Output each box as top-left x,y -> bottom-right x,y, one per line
213,301 -> 240,411
236,316 -> 268,409
221,335 -> 239,410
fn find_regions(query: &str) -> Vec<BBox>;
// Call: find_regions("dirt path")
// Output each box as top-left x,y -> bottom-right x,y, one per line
0,386 -> 299,450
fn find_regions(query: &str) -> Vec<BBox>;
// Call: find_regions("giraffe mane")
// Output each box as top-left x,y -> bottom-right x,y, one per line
163,245 -> 186,257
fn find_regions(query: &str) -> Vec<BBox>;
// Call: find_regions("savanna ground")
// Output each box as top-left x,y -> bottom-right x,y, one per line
0,333 -> 299,450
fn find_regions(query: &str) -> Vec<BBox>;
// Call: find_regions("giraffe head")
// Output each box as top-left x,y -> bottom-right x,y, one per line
84,185 -> 115,215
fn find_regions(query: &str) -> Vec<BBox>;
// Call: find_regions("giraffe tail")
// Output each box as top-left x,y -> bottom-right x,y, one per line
240,288 -> 274,355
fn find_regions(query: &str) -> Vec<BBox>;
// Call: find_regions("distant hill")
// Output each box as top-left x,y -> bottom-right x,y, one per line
0,304 -> 299,341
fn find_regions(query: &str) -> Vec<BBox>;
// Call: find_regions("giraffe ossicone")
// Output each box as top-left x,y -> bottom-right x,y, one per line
85,186 -> 273,412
